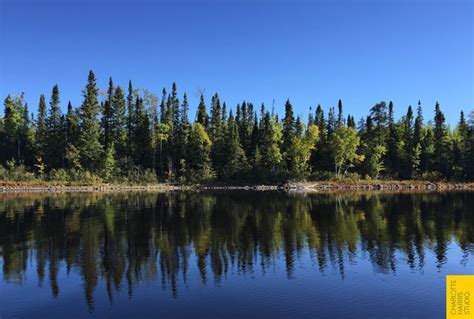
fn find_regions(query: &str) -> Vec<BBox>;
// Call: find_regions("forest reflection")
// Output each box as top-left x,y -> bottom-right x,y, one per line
1,191 -> 473,310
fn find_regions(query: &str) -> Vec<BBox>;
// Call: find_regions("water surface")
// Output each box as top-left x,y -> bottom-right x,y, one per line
1,191 -> 473,318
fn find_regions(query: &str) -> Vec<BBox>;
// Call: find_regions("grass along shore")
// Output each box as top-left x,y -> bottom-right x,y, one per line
1,180 -> 473,193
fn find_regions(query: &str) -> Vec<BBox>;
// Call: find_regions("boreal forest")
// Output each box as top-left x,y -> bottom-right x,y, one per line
1,71 -> 473,184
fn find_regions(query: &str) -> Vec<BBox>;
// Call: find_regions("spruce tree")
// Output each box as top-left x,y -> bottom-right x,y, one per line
257,111 -> 283,179
434,102 -> 447,175
36,94 -> 47,160
110,86 -> 127,159
78,70 -> 103,172
45,84 -> 65,168
222,110 -> 248,180
401,105 -> 416,179
282,99 -> 295,154
337,99 -> 343,127
327,107 -> 336,136
101,77 -> 114,150
196,94 -> 208,128
308,106 -> 314,126
126,80 -> 134,160
385,101 -> 399,177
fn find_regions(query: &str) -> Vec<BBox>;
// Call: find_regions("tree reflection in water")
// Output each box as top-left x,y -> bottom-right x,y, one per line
1,191 -> 473,311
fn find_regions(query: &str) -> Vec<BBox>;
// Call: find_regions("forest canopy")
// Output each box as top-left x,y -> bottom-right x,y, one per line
1,70 -> 473,184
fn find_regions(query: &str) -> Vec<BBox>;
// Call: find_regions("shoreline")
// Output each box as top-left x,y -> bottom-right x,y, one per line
1,181 -> 473,193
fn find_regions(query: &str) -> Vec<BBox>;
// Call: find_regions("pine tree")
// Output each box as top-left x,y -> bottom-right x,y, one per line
433,102 -> 447,175
311,104 -> 331,172
196,94 -> 208,128
209,94 -> 226,176
101,77 -> 114,150
337,99 -> 344,127
65,101 -> 80,169
257,111 -> 283,179
176,93 -> 190,178
44,84 -> 65,168
456,111 -> 469,179
401,105 -> 418,179
222,111 -> 248,180
282,99 -> 295,154
385,101 -> 400,177
78,70 -> 103,171
420,125 -> 435,174
160,88 -> 167,124
308,106 -> 314,126
110,86 -> 127,160
36,94 -> 47,160
2,95 -> 26,164
327,107 -> 336,137
126,80 -> 135,160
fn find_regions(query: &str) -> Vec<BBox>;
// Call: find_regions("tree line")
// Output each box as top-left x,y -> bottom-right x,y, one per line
1,70 -> 473,183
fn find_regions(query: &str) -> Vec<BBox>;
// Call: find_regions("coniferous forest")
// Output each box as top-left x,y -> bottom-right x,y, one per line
1,70 -> 473,184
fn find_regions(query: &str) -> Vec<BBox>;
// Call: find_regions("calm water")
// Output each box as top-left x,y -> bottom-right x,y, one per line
1,191 -> 473,318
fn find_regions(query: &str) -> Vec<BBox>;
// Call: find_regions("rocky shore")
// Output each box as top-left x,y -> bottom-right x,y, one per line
0,183 -> 192,193
2,181 -> 473,193
201,181 -> 474,192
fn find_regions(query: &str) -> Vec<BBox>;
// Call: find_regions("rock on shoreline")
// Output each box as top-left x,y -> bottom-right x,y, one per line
1,181 -> 473,193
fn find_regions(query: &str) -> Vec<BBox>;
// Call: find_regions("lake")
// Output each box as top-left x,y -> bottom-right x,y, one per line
1,191 -> 473,318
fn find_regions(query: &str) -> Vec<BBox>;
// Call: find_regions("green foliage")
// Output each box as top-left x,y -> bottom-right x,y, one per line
330,126 -> 364,177
48,168 -> 70,182
77,71 -> 104,171
101,143 -> 117,180
1,72 -> 472,183
0,160 -> 36,181
187,123 -> 215,183
287,124 -> 319,179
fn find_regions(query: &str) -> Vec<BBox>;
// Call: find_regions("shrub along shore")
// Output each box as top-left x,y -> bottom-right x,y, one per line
1,180 -> 473,193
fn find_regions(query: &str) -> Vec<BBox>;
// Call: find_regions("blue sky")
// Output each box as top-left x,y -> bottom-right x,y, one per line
1,0 -> 472,125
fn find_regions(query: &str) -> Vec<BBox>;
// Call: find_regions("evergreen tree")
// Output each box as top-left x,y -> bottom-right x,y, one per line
209,94 -> 226,176
311,104 -> 331,172
433,102 -> 448,175
420,124 -> 435,174
101,77 -> 114,150
455,111 -> 469,179
36,94 -> 47,160
65,101 -> 80,169
222,111 -> 248,180
2,95 -> 27,164
110,86 -> 127,159
282,99 -> 296,171
196,94 -> 208,128
308,106 -> 314,126
176,93 -> 190,178
327,106 -> 336,136
256,111 -> 283,179
1,74 -> 472,183
400,105 -> 419,179
126,80 -> 134,159
77,70 -> 103,171
385,101 -> 399,177
44,85 -> 65,168
337,99 -> 343,127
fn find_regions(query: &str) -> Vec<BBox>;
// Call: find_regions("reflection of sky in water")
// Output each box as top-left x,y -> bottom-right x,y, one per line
0,192 -> 473,319
2,242 -> 471,318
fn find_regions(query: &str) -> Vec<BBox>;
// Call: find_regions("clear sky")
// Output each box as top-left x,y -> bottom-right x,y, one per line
1,0 -> 473,125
